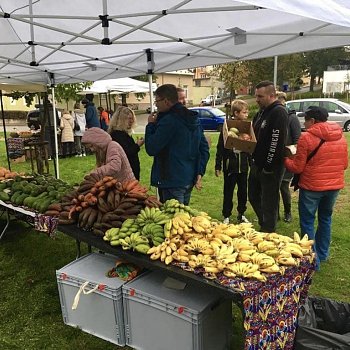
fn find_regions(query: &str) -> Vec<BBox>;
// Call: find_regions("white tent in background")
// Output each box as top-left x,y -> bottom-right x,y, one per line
78,78 -> 157,95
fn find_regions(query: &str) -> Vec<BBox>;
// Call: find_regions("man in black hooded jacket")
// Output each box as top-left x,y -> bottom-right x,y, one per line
248,81 -> 288,232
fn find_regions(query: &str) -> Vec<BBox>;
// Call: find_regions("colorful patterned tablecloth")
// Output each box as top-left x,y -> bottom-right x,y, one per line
0,200 -> 58,237
175,257 -> 315,350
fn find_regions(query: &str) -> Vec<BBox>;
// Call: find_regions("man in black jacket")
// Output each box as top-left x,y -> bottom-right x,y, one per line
248,81 -> 288,232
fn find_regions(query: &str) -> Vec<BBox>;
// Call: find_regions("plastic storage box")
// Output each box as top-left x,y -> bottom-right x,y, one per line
56,253 -> 126,346
123,271 -> 233,350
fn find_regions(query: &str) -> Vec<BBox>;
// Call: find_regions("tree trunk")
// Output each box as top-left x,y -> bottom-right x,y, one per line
309,74 -> 316,92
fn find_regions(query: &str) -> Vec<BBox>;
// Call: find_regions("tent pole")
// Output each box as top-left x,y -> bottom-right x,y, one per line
273,56 -> 278,88
51,88 -> 60,179
148,74 -> 154,112
0,90 -> 11,171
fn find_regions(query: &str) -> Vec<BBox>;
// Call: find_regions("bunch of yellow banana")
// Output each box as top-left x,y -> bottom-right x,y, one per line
276,255 -> 298,266
257,240 -> 278,253
191,215 -> 212,234
119,232 -> 151,254
250,252 -> 277,269
136,207 -> 170,226
188,254 -> 216,269
222,225 -> 243,238
147,237 -> 179,264
243,231 -> 266,245
265,232 -> 293,244
297,233 -> 315,248
168,214 -> 193,236
224,262 -> 267,282
183,237 -> 214,255
279,242 -> 304,258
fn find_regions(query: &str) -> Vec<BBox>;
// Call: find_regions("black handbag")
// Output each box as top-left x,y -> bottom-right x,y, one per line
290,138 -> 325,191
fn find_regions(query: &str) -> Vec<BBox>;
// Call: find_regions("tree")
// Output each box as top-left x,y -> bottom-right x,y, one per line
53,82 -> 92,109
303,47 -> 350,91
213,62 -> 249,102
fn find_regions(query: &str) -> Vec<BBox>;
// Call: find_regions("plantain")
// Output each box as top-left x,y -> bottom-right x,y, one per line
97,197 -> 109,213
86,208 -> 99,228
107,190 -> 115,209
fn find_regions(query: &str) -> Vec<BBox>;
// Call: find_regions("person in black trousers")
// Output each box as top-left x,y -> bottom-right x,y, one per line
108,106 -> 144,180
276,92 -> 301,222
248,81 -> 288,232
215,100 -> 251,224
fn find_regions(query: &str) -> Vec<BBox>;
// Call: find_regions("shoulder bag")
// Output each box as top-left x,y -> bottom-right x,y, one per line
290,138 -> 325,191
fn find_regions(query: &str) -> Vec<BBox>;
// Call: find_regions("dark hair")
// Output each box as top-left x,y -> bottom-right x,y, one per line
256,80 -> 275,89
304,106 -> 328,122
155,84 -> 178,103
81,98 -> 89,105
176,87 -> 185,93
97,106 -> 104,111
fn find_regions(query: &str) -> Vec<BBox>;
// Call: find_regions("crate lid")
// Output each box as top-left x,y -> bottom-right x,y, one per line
124,271 -> 220,313
57,253 -> 126,288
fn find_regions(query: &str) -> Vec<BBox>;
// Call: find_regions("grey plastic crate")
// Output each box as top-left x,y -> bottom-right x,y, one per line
56,253 -> 126,346
123,270 -> 232,350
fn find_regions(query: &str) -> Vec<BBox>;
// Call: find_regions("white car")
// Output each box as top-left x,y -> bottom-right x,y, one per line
286,98 -> 350,131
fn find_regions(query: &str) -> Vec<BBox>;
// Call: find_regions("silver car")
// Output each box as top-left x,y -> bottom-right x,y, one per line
286,98 -> 350,131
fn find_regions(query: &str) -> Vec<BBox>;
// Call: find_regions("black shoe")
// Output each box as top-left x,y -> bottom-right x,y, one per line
283,213 -> 292,223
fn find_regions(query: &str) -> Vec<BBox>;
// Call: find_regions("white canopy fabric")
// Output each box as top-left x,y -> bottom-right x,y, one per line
0,0 -> 350,86
78,77 -> 157,95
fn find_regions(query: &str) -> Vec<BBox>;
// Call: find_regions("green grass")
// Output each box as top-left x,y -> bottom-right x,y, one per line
0,132 -> 349,350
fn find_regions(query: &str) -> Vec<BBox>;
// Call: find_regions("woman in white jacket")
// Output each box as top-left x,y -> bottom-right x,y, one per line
72,102 -> 87,156
60,110 -> 74,157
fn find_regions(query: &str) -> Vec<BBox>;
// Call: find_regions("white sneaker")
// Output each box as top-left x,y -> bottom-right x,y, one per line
223,217 -> 230,224
238,215 -> 250,223
82,153 -> 86,157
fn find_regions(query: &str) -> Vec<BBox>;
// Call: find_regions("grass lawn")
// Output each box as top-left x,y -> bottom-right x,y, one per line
0,132 -> 349,350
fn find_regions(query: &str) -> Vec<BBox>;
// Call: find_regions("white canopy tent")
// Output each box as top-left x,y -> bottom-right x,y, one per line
1,0 -> 350,177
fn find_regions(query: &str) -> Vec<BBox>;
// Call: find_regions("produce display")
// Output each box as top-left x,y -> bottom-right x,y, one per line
0,173 -> 73,213
0,167 -> 23,181
102,198 -> 315,281
56,173 -> 162,235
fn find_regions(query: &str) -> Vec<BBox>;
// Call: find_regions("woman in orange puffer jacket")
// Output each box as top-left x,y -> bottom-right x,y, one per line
285,106 -> 348,270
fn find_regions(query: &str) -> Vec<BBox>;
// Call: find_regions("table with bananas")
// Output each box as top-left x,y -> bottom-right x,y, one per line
59,212 -> 315,350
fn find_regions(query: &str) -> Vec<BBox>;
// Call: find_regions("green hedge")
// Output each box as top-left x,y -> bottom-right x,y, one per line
2,110 -> 28,120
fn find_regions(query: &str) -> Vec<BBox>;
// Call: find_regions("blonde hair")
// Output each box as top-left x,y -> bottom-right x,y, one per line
231,99 -> 248,115
276,91 -> 287,101
108,106 -> 136,135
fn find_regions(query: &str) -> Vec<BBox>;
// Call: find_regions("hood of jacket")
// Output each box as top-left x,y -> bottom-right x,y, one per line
307,121 -> 343,142
61,113 -> 72,120
82,127 -> 111,149
157,103 -> 200,131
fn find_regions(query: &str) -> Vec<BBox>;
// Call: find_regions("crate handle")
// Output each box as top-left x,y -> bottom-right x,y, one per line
71,281 -> 99,310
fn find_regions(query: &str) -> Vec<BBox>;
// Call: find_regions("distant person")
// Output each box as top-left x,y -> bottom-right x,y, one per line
276,91 -> 301,222
97,106 -> 110,131
285,106 -> 348,270
108,106 -> 144,180
145,84 -> 210,205
248,81 -> 288,232
81,96 -> 100,129
82,127 -> 135,181
60,110 -> 75,158
177,87 -> 187,106
72,102 -> 86,157
215,100 -> 251,224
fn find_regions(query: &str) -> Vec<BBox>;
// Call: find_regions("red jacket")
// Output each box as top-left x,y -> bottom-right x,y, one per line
284,122 -> 348,191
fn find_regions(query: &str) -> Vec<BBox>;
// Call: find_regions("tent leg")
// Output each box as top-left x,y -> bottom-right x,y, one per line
0,90 -> 11,171
51,88 -> 60,179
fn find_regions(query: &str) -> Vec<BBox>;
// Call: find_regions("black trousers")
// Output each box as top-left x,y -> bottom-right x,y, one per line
222,172 -> 248,218
248,163 -> 284,232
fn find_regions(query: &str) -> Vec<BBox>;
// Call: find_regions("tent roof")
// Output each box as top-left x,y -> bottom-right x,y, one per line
78,77 -> 158,94
0,0 -> 350,86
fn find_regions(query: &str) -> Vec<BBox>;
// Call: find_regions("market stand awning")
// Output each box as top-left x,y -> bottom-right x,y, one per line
0,1 -> 349,85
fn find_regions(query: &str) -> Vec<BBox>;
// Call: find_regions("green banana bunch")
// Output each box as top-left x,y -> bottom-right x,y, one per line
119,232 -> 150,251
136,207 -> 170,226
103,227 -> 120,241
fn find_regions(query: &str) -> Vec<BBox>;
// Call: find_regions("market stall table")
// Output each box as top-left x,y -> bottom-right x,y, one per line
0,199 -> 58,240
58,224 -> 315,350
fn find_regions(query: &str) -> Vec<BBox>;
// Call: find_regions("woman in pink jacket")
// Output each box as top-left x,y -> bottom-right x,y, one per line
82,127 -> 135,181
285,106 -> 348,270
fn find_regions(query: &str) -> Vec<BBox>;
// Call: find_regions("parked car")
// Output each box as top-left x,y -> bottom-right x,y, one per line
286,98 -> 350,131
26,109 -> 41,130
200,95 -> 222,106
189,106 -> 226,131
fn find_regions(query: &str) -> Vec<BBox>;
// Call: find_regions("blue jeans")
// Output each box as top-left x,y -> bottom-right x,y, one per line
299,189 -> 339,268
158,186 -> 193,205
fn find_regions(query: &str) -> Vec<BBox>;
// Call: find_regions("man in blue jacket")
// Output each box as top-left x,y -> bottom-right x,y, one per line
145,84 -> 210,205
81,96 -> 100,129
